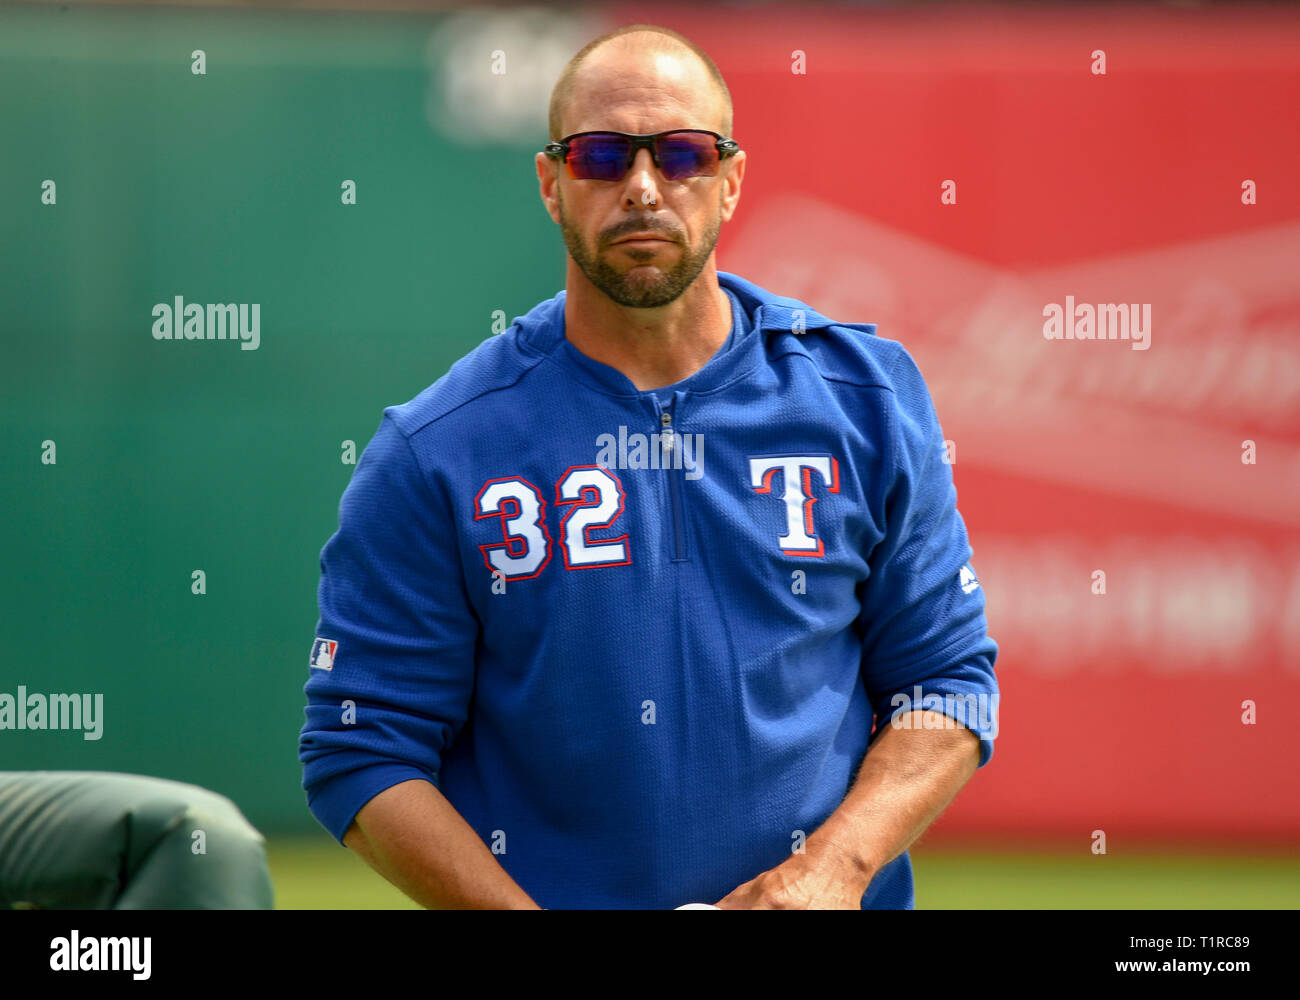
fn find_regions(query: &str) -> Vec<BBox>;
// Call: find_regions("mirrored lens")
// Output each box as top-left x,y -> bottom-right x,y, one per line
655,133 -> 719,180
567,134 -> 631,181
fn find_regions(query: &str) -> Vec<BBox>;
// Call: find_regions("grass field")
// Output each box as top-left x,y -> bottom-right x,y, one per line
264,834 -> 1300,909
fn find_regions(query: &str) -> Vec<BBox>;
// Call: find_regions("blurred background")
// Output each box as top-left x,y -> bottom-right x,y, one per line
2,0 -> 1297,908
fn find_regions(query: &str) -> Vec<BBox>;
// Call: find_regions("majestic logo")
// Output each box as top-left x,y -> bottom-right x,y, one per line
748,455 -> 840,556
959,564 -> 981,594
310,638 -> 338,670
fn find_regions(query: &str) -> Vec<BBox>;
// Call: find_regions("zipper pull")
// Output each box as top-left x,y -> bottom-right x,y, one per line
660,410 -> 675,455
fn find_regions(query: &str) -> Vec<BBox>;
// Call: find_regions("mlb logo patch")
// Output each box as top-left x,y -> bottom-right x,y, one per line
310,638 -> 338,670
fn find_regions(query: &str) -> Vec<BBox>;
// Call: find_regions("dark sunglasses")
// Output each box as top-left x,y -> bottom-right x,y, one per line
543,129 -> 740,182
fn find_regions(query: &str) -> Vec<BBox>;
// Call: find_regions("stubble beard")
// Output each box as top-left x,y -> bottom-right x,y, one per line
559,191 -> 721,309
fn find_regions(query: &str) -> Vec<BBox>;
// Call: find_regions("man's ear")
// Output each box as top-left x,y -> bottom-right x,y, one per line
720,150 -> 745,224
536,152 -> 561,224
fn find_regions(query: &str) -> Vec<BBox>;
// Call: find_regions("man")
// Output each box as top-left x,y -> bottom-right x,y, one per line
299,23 -> 998,910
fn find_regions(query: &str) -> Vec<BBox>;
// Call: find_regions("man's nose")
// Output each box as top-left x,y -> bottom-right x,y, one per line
623,147 -> 660,205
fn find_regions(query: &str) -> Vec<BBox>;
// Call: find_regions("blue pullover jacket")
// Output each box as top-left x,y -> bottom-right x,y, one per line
300,270 -> 999,909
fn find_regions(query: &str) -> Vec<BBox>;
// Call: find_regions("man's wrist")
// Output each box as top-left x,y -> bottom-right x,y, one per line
805,823 -> 879,894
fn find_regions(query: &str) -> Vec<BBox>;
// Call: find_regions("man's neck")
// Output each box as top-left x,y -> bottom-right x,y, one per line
563,263 -> 733,392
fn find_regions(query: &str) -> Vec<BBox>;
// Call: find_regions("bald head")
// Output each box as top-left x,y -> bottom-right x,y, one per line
548,24 -> 733,141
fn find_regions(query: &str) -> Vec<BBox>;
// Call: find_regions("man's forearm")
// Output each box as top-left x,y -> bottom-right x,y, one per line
806,708 -> 982,892
343,778 -> 542,909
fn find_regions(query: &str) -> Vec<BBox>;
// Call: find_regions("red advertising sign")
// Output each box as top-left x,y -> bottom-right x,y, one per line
621,3 -> 1300,839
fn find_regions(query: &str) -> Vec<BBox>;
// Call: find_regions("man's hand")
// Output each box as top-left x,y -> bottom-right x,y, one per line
714,841 -> 869,910
714,711 -> 982,910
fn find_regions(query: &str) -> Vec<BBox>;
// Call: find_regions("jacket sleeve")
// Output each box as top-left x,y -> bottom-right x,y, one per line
298,412 -> 479,843
857,341 -> 1000,766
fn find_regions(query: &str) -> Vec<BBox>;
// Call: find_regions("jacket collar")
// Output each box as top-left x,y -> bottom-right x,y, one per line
514,270 -> 856,398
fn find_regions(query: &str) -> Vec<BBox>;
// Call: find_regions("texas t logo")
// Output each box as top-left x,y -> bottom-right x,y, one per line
749,455 -> 840,557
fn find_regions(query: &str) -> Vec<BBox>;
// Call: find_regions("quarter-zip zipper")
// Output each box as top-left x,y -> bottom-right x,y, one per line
654,397 -> 688,562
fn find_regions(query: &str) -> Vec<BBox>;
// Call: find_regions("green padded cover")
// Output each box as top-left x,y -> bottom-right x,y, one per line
0,771 -> 273,909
